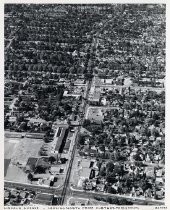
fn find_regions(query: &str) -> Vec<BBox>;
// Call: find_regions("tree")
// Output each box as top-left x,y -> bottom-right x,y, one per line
83,119 -> 91,127
78,134 -> 86,145
94,196 -> 102,201
60,158 -> 68,164
83,178 -> 89,189
49,156 -> 56,164
106,161 -> 115,172
27,173 -> 33,181
107,186 -> 117,194
16,194 -> 22,203
4,116 -> 10,128
85,73 -> 93,80
96,160 -> 102,171
17,115 -> 25,123
35,165 -> 48,174
107,197 -> 119,204
99,166 -> 106,177
118,198 -> 128,205
106,172 -> 117,184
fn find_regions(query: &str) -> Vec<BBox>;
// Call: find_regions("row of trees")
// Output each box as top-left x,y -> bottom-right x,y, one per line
94,195 -> 133,205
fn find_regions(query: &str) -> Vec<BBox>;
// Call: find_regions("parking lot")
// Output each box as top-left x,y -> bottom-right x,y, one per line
70,153 -> 92,189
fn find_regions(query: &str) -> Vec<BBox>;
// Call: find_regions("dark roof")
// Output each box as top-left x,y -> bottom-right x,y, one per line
55,127 -> 68,152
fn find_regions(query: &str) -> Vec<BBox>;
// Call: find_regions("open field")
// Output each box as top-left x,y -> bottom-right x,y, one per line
5,136 -> 44,165
5,138 -> 19,159
4,159 -> 11,177
67,197 -> 89,205
4,133 -> 44,182
86,107 -> 104,122
4,131 -> 68,187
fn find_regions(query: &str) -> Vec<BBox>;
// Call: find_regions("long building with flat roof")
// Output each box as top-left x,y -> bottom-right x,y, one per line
55,127 -> 69,154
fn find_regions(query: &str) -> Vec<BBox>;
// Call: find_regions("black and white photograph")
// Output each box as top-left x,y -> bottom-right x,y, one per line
3,3 -> 166,207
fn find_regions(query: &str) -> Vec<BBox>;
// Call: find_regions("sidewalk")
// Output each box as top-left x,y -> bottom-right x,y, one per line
70,186 -> 165,204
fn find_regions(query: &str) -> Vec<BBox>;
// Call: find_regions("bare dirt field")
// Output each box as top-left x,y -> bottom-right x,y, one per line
4,133 -> 44,182
5,136 -> 44,165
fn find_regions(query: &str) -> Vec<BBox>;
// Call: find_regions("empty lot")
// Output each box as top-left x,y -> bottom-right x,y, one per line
5,136 -> 44,165
4,133 -> 44,182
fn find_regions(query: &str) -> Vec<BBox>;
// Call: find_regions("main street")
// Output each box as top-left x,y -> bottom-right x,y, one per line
59,77 -> 92,205
59,30 -> 98,204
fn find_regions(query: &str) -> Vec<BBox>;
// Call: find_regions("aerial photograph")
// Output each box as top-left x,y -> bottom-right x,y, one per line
4,4 -> 165,206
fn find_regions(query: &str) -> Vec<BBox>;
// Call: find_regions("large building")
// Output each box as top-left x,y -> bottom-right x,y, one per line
55,127 -> 69,154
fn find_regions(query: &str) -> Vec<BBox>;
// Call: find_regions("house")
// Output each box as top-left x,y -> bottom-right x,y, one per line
89,90 -> 101,105
156,177 -> 164,184
8,116 -> 17,122
96,184 -> 105,192
101,97 -> 107,106
156,169 -> 163,177
85,182 -> 94,190
63,90 -> 81,99
50,166 -> 60,174
89,146 -> 98,157
155,189 -> 165,200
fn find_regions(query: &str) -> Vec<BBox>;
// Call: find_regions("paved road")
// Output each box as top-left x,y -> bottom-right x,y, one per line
95,84 -> 164,92
5,37 -> 15,50
5,79 -> 24,84
59,80 -> 92,205
69,187 -> 165,206
59,32 -> 96,204
5,27 -> 21,51
4,180 -> 63,194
